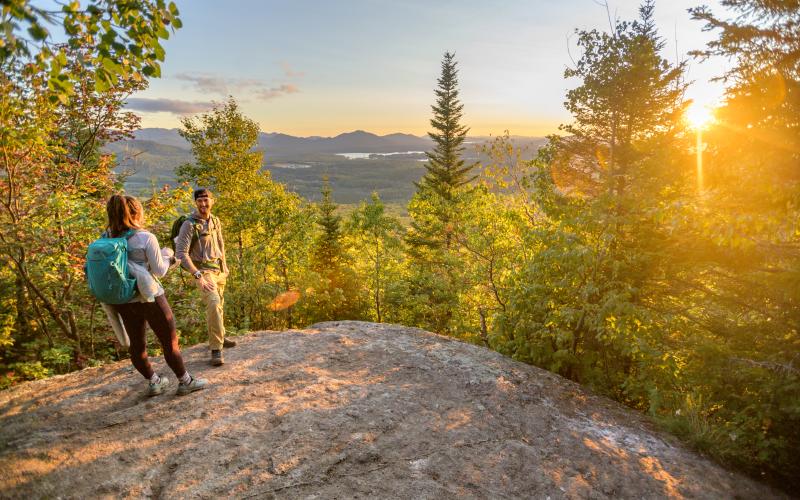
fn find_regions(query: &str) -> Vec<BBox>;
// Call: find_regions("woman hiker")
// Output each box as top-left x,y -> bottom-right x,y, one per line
106,194 -> 208,396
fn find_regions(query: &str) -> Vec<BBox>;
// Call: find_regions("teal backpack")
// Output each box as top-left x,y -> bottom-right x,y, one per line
85,230 -> 138,304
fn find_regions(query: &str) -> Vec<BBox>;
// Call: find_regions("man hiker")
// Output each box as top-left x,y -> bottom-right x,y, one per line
175,188 -> 236,366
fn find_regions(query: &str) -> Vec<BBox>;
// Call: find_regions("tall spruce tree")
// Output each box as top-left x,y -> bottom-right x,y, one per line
403,52 -> 473,334
409,52 -> 473,253
417,52 -> 473,201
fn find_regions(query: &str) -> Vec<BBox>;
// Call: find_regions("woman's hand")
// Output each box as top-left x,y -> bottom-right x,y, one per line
160,247 -> 180,269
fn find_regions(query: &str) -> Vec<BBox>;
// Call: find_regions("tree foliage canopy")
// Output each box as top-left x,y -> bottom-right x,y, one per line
1,0 -> 181,97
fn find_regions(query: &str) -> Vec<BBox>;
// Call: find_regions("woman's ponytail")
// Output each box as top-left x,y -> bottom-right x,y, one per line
106,194 -> 142,237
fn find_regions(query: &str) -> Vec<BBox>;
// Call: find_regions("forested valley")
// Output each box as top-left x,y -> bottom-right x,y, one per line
1,0 -> 798,489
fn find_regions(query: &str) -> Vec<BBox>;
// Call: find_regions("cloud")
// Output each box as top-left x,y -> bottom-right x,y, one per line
174,73 -> 265,95
255,84 -> 300,100
174,73 -> 229,94
125,98 -> 213,114
173,68 -> 303,101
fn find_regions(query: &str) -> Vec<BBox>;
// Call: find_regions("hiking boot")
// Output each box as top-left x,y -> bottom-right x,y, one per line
223,338 -> 237,348
176,376 -> 208,396
147,374 -> 170,397
210,349 -> 224,366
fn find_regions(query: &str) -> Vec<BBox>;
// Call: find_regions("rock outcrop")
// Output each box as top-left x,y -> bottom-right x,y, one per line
0,321 -> 781,498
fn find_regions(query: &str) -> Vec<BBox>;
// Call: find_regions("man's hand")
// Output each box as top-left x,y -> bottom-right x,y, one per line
199,276 -> 217,292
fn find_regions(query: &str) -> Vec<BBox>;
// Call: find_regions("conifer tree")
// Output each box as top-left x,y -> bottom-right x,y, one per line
417,52 -> 473,202
403,52 -> 473,334
312,178 -> 344,271
557,0 -> 686,197
409,52 -> 473,253
301,178 -> 367,323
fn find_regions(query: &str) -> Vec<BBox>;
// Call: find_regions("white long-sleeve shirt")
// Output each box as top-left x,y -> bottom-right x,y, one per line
125,231 -> 171,302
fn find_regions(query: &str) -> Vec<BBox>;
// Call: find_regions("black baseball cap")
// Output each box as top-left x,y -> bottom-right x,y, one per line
194,188 -> 213,200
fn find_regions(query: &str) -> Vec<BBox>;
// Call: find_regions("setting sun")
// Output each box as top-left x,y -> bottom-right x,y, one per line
686,102 -> 714,129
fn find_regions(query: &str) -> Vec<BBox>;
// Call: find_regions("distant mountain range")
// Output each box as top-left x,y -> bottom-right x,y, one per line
131,128 -> 437,155
109,128 -> 547,203
128,128 -> 546,156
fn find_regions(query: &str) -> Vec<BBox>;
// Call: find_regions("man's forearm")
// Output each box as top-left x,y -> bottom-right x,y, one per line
180,258 -> 200,274
176,248 -> 198,273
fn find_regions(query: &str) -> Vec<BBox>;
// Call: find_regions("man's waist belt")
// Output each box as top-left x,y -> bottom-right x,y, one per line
193,259 -> 221,271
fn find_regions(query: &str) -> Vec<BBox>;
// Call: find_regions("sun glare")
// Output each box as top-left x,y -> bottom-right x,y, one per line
686,102 -> 714,129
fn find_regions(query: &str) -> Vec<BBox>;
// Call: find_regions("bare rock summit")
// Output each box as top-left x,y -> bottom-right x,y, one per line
0,321 -> 781,498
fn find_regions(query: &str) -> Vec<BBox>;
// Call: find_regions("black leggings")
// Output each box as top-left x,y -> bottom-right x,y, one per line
114,294 -> 186,380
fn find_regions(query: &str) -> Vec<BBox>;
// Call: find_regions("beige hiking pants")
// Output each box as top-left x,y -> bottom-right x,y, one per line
196,270 -> 226,350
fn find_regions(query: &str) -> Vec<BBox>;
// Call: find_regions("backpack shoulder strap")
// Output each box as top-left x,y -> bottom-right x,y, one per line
102,229 -> 138,239
184,215 -> 200,250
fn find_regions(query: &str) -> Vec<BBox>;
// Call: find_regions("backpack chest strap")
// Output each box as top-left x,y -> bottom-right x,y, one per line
187,216 -> 220,251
